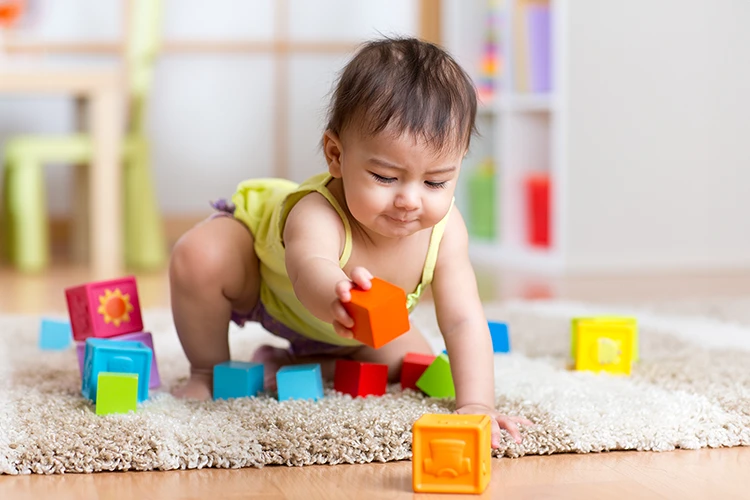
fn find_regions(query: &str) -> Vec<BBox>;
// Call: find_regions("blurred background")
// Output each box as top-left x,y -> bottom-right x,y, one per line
1,0 -> 750,304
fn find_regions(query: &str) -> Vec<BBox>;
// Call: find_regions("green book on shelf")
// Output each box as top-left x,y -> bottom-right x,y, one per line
468,161 -> 497,240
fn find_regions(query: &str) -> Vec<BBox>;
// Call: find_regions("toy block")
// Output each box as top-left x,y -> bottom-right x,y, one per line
276,364 -> 324,401
213,361 -> 264,400
572,319 -> 635,376
571,316 -> 639,363
95,372 -> 138,415
401,352 -> 436,391
342,277 -> 410,349
38,318 -> 72,350
82,338 -> 151,403
75,332 -> 161,388
412,414 -> 491,494
334,359 -> 388,398
114,331 -> 161,388
416,353 -> 455,398
488,321 -> 510,353
65,276 -> 144,341
76,341 -> 86,376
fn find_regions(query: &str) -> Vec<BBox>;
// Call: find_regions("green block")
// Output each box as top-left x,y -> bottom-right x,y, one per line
415,353 -> 455,398
571,317 -> 639,363
95,372 -> 138,415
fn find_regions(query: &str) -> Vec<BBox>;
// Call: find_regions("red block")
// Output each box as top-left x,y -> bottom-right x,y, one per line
401,352 -> 436,391
525,172 -> 551,247
65,276 -> 144,341
334,359 -> 388,398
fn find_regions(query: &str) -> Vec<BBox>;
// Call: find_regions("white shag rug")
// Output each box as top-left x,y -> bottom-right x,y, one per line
1,298 -> 749,475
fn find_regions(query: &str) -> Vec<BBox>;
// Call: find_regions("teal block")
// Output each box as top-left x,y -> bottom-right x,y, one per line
277,364 -> 324,401
213,361 -> 264,400
416,353 -> 455,398
82,338 -> 151,403
488,321 -> 510,353
39,318 -> 72,350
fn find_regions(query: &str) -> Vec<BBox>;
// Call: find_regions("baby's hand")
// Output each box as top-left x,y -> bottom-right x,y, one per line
330,267 -> 373,339
456,404 -> 533,449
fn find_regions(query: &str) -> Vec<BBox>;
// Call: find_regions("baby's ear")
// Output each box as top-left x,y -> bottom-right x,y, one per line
324,130 -> 344,177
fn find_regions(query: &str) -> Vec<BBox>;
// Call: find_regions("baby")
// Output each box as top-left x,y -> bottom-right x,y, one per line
170,37 -> 530,447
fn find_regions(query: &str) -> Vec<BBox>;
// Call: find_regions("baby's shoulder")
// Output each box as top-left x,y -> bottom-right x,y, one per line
286,190 -> 339,220
283,190 -> 346,241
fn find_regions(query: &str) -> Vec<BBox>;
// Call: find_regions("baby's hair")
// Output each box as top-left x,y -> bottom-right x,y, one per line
326,36 -> 477,155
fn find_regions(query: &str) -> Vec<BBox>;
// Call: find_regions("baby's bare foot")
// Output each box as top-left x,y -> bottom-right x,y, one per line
251,345 -> 293,391
171,372 -> 213,401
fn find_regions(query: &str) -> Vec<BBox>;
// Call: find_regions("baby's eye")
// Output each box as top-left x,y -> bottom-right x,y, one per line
370,172 -> 396,184
425,180 -> 448,189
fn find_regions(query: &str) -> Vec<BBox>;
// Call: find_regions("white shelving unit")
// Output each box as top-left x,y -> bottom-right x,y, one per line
444,0 -> 563,273
443,0 -> 750,275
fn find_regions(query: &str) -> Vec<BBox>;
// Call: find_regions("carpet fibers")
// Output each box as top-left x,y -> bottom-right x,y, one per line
1,299 -> 749,475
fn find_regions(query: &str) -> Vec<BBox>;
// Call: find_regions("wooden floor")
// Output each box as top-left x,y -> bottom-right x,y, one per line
1,262 -> 750,499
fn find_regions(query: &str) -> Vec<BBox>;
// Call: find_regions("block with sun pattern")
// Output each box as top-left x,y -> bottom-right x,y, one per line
65,276 -> 144,341
412,414 -> 492,494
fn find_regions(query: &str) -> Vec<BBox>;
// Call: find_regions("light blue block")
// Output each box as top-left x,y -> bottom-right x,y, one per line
39,319 -> 72,351
213,361 -> 264,400
276,364 -> 324,401
82,338 -> 151,403
488,321 -> 510,353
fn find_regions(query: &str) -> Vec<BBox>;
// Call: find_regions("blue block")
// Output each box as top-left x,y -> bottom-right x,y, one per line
82,338 -> 151,403
488,321 -> 510,353
213,361 -> 264,400
276,364 -> 324,401
39,319 -> 72,351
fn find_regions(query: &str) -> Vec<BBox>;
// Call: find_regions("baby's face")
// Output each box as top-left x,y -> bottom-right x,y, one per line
332,129 -> 464,239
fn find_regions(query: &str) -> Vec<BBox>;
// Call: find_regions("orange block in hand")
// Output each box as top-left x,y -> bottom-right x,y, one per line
343,278 -> 410,349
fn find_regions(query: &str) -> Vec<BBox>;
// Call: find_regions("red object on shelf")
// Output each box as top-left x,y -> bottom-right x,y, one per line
525,172 -> 551,247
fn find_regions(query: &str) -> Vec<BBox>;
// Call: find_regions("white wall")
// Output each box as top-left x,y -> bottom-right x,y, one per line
565,0 -> 750,272
0,0 -> 419,216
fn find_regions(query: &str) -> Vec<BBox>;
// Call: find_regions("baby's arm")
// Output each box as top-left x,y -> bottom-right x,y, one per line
432,209 -> 531,447
283,193 -> 368,336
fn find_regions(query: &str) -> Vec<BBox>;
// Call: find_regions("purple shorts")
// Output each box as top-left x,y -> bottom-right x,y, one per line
211,199 -> 350,358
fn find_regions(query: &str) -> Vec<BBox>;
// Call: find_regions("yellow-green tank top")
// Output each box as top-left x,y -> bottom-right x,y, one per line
230,171 -> 452,346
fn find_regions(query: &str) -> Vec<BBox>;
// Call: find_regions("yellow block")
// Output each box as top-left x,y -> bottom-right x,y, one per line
412,414 -> 491,494
571,316 -> 639,363
573,320 -> 635,375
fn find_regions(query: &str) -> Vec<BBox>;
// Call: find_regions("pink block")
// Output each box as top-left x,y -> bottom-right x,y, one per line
65,276 -> 144,341
75,331 -> 161,388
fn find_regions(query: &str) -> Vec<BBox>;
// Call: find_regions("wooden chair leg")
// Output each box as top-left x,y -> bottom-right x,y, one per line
70,163 -> 90,263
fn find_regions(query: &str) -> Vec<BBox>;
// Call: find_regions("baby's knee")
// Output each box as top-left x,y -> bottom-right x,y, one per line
169,230 -> 231,291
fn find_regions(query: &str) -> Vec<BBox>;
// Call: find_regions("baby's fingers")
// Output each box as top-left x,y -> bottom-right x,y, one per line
335,279 -> 354,303
331,298 -> 354,327
495,415 -> 523,445
333,320 -> 354,339
349,267 -> 373,291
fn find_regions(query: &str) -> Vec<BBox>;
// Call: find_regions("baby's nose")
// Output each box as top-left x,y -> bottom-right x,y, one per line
394,189 -> 420,210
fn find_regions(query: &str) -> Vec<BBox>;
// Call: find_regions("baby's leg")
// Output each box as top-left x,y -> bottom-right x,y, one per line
349,324 -> 434,382
169,217 -> 260,399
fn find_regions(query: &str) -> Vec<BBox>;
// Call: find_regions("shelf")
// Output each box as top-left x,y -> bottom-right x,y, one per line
477,93 -> 555,115
468,241 -> 562,273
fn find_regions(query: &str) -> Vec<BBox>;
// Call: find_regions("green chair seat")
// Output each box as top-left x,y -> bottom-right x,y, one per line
2,132 -> 166,272
5,135 -> 93,165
